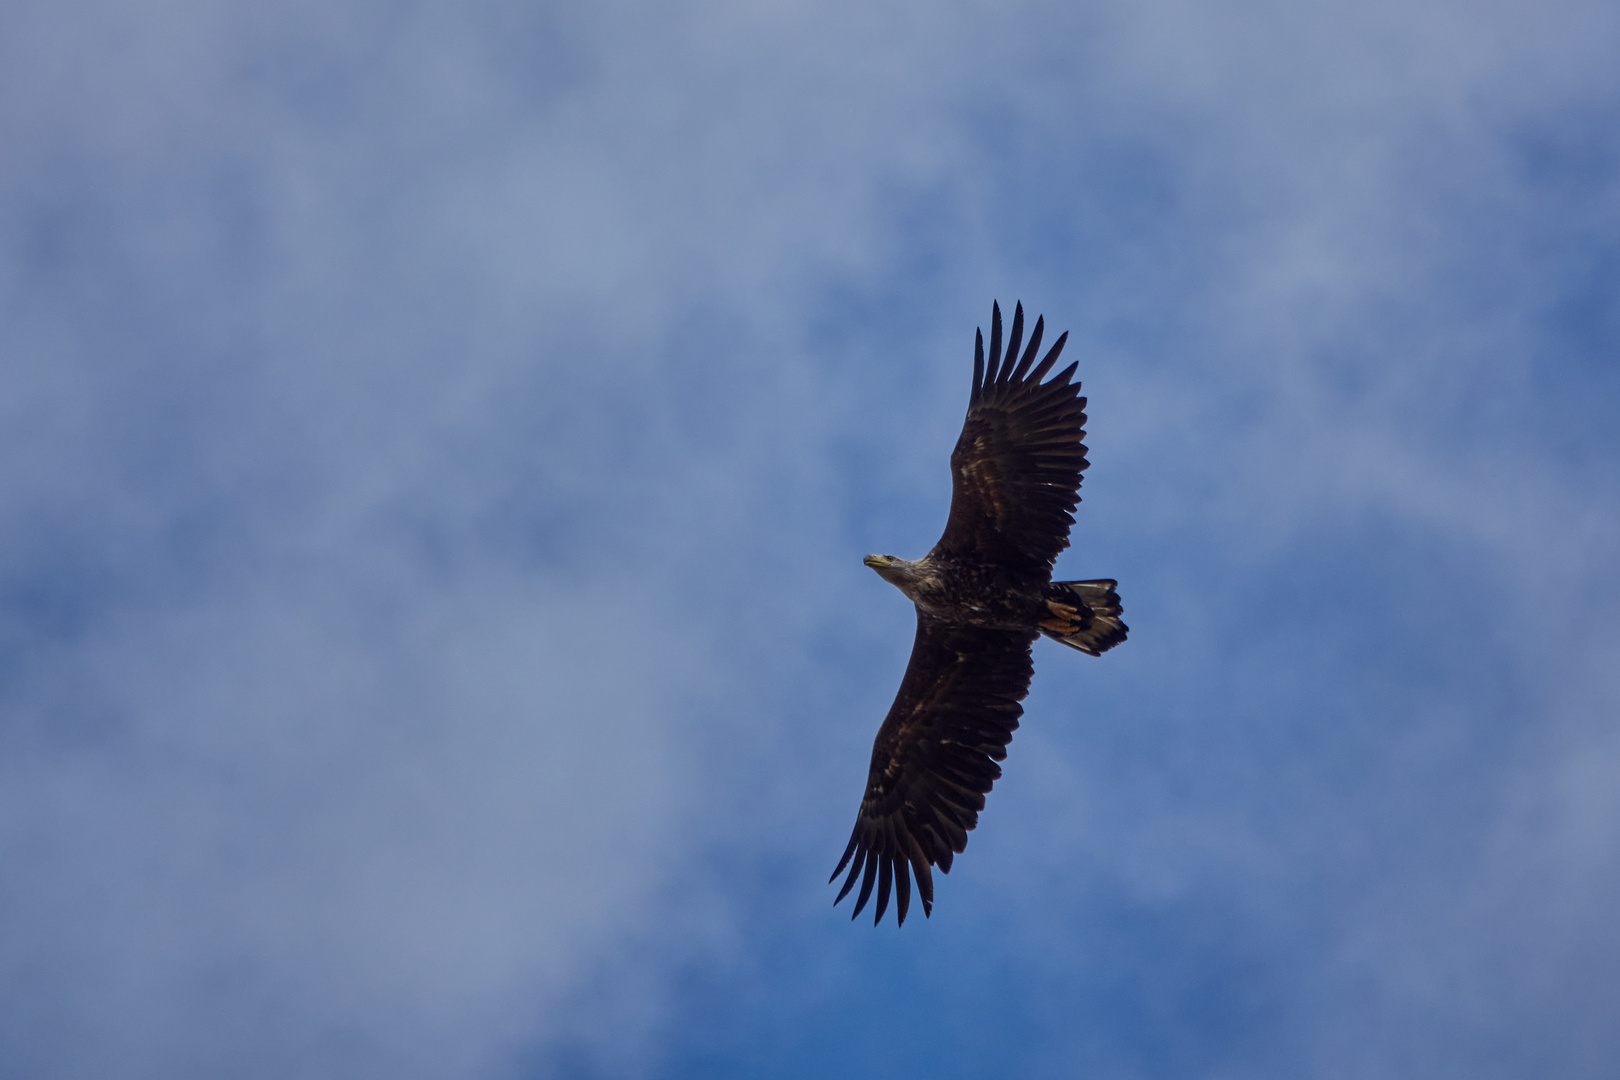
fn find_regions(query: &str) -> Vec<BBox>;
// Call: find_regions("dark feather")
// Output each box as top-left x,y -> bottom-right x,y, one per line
1002,303 -> 1024,385
853,847 -> 879,918
832,842 -> 865,904
972,329 -> 985,403
1028,331 -> 1068,383
1009,314 -> 1044,384
874,853 -> 893,925
987,301 -> 1004,384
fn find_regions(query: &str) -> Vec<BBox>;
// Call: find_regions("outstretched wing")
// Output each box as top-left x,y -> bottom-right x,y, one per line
830,614 -> 1038,926
936,301 -> 1088,576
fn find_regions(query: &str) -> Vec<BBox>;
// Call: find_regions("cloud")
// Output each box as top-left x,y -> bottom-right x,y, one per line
2,0 -> 1618,1077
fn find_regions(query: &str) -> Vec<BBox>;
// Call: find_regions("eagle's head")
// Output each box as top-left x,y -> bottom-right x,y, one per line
864,553 -> 923,599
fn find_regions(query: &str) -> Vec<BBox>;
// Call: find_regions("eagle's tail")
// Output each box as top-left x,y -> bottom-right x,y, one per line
1040,579 -> 1128,656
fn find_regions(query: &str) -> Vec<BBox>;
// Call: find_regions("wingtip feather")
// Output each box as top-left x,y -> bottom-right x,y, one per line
834,845 -> 867,905
1001,303 -> 1025,385
852,848 -> 880,918
829,828 -> 859,883
972,329 -> 984,400
1029,331 -> 1069,383
903,828 -> 934,917
1011,316 -> 1044,383
895,854 -> 912,926
987,302 -> 1003,384
874,854 -> 894,926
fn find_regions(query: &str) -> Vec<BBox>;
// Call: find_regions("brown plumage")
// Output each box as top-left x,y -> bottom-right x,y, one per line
831,301 -> 1127,926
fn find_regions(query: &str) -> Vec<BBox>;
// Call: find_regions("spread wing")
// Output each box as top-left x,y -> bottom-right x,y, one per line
936,301 -> 1088,577
830,614 -> 1038,926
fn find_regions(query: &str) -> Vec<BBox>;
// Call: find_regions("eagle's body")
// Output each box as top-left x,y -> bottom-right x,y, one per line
869,551 -> 1047,629
832,301 -> 1127,927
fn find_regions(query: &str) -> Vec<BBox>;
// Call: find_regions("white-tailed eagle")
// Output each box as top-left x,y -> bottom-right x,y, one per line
831,301 -> 1127,926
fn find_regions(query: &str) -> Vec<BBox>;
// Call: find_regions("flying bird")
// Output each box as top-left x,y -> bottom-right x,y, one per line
831,301 -> 1127,927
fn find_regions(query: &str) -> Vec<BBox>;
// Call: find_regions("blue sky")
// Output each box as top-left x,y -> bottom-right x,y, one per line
3,1 -> 1619,1077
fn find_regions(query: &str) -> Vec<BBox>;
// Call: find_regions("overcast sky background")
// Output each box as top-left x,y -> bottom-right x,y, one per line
3,0 -> 1619,1077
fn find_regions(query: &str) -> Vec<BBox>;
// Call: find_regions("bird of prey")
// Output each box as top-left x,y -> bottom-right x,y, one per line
831,301 -> 1127,927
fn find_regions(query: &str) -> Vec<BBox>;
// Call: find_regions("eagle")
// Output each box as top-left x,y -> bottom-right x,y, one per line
831,301 -> 1127,927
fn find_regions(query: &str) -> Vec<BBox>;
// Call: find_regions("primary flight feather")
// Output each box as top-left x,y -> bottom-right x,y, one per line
831,301 -> 1127,927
